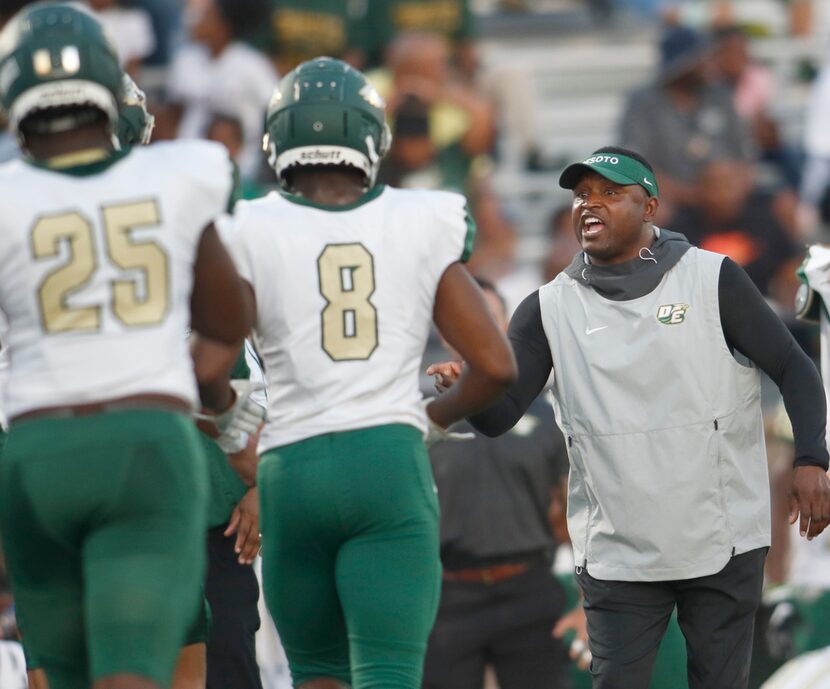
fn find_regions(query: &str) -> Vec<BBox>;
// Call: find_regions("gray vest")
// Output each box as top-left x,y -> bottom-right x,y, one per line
539,248 -> 769,581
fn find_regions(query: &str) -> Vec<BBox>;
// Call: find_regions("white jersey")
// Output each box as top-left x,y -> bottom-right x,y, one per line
803,245 -> 830,447
0,141 -> 233,419
0,641 -> 26,689
761,646 -> 830,689
222,185 -> 474,450
797,244 -> 830,586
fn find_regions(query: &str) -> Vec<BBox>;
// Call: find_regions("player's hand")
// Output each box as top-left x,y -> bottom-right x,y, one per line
196,380 -> 265,443
228,430 -> 261,487
788,465 -> 830,540
426,361 -> 463,393
424,418 -> 474,448
421,398 -> 474,448
224,487 -> 260,565
553,605 -> 591,671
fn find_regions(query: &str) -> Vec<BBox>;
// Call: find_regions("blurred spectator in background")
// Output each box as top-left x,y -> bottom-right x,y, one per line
372,31 -> 495,163
372,29 -> 515,298
375,85 -> 520,311
618,24 -> 754,223
799,44 -> 830,240
128,0 -> 182,66
164,0 -> 277,177
206,113 -> 272,200
366,0 -> 478,80
670,158 -> 800,301
83,0 -> 155,76
424,278 -> 571,689
711,23 -> 802,192
379,94 -> 469,193
269,0 -> 371,74
543,205 -> 582,284
468,174 -> 533,313
786,0 -> 815,37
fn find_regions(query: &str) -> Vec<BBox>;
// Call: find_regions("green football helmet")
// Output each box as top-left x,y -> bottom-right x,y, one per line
0,2 -> 122,136
117,73 -> 154,146
263,57 -> 391,189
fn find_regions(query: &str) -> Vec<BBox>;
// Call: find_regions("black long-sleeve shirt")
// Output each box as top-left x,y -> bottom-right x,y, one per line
471,258 -> 829,470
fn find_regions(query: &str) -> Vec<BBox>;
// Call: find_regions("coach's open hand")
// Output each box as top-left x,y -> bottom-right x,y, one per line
225,488 -> 261,565
426,361 -> 463,392
789,466 -> 830,539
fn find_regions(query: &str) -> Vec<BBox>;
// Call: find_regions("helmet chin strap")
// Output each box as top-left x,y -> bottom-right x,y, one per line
267,139 -> 278,171
365,135 -> 379,166
364,135 -> 380,187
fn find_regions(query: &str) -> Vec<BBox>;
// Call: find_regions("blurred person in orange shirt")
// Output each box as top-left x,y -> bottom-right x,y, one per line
670,158 -> 800,302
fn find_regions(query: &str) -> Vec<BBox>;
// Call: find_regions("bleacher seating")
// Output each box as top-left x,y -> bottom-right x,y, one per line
478,10 -> 828,257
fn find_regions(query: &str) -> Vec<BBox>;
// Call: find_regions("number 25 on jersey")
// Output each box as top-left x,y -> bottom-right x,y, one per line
32,200 -> 169,334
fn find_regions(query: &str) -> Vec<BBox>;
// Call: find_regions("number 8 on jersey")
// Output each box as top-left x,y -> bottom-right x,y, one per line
318,243 -> 378,361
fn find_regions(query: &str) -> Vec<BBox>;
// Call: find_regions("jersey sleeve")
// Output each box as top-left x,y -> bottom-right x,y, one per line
175,141 -> 236,235
230,344 -> 251,380
801,244 -> 830,307
215,202 -> 256,287
420,189 -> 477,286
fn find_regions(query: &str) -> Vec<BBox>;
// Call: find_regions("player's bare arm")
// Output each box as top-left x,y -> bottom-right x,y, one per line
191,223 -> 254,412
427,263 -> 517,429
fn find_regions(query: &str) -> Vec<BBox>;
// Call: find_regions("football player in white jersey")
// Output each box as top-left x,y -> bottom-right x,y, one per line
780,247 -> 830,663
0,5 -> 254,689
219,57 -> 517,689
797,247 -> 830,568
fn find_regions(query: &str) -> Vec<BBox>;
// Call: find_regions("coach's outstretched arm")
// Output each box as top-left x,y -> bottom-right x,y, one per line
427,263 -> 517,430
428,289 -> 553,436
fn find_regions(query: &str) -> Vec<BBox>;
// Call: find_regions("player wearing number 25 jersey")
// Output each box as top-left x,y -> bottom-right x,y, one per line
0,5 -> 251,689
220,57 -> 516,689
0,138 -> 232,419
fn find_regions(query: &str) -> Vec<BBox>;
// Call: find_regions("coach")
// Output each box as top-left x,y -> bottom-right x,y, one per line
429,146 -> 830,689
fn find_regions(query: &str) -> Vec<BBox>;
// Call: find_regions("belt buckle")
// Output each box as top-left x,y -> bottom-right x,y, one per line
481,568 -> 495,585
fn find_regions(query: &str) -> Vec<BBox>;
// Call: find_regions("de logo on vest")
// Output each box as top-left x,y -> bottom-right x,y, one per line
656,303 -> 690,325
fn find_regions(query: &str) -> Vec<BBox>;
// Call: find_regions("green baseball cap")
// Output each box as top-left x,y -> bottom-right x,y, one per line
559,152 -> 659,198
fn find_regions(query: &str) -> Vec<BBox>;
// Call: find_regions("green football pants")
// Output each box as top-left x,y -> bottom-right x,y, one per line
0,409 -> 208,689
258,423 -> 441,689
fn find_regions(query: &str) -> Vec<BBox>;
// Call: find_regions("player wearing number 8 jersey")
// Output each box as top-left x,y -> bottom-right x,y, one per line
228,182 -> 482,450
0,5 -> 252,689
219,57 -> 517,689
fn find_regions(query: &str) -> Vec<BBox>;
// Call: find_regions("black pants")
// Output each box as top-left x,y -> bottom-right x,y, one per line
576,548 -> 767,689
205,526 -> 263,689
423,563 -> 570,689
